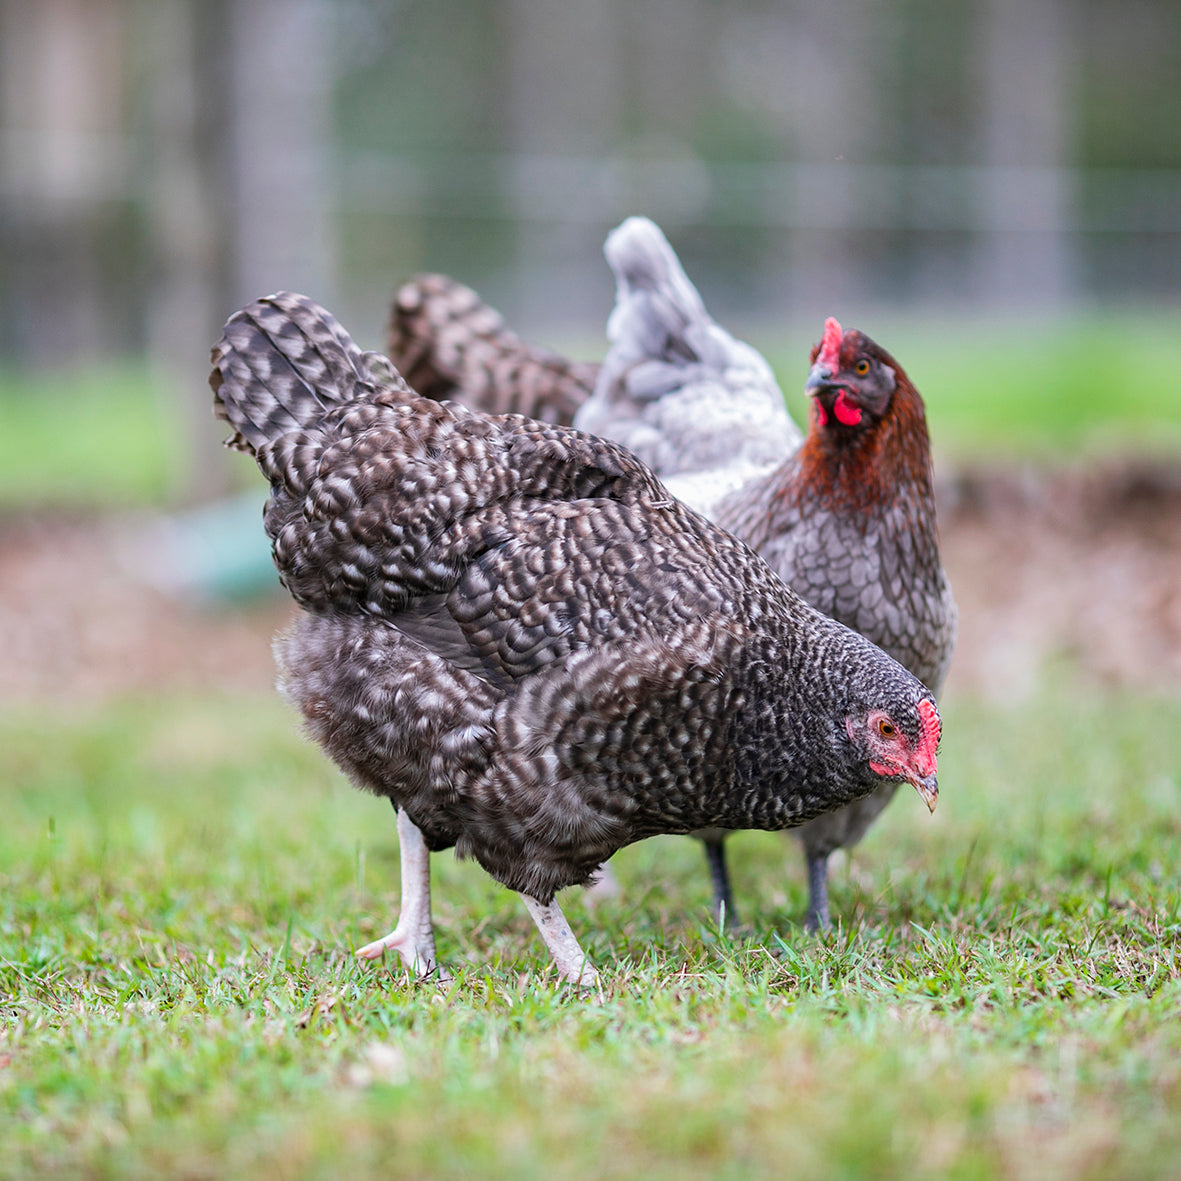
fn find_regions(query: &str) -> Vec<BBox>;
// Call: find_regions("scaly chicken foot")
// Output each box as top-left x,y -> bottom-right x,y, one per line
521,894 -> 600,989
357,808 -> 447,978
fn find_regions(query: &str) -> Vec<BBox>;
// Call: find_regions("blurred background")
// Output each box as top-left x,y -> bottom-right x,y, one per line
0,0 -> 1179,704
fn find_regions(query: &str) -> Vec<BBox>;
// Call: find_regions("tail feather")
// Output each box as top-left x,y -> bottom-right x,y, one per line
602,217 -> 719,368
388,273 -> 596,424
604,218 -> 706,326
574,217 -> 800,499
388,274 -> 502,399
211,292 -> 376,454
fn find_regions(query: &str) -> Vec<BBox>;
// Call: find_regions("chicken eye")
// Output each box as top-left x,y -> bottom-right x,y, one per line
855,359 -> 871,376
877,719 -> 896,738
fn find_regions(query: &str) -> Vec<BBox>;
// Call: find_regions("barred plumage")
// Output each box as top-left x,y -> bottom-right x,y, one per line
211,291 -> 942,983
388,273 -> 596,424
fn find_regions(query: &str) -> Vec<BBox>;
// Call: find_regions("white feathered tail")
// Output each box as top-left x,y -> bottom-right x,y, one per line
575,217 -> 802,515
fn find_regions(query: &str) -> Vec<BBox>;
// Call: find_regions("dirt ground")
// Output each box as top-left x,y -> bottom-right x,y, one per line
937,458 -> 1181,697
2,459 -> 1180,706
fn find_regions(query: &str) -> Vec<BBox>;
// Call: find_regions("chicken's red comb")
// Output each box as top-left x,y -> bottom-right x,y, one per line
817,317 -> 843,372
915,698 -> 941,777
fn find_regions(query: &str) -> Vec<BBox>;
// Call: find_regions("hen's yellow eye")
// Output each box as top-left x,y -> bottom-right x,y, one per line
855,359 -> 871,376
878,719 -> 896,738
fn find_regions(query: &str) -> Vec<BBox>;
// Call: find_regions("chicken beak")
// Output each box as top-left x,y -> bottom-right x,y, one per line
805,363 -> 834,393
905,770 -> 939,814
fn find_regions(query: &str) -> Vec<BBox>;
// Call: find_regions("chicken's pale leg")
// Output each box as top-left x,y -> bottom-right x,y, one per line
804,852 -> 831,933
521,894 -> 600,988
356,808 -> 443,975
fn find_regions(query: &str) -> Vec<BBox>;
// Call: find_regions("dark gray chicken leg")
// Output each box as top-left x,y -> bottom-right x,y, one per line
805,852 -> 831,933
700,835 -> 738,929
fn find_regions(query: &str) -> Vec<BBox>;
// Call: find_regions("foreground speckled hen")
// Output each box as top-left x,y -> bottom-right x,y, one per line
388,219 -> 956,933
210,292 -> 942,986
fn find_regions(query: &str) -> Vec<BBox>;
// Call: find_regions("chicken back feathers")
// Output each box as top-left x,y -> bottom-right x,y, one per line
388,273 -> 596,424
212,292 -> 941,906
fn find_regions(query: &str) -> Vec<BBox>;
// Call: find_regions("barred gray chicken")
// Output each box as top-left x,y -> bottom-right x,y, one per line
385,218 -> 956,933
211,292 -> 942,984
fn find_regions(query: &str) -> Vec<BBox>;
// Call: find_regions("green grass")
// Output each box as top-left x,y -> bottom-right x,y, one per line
2,685 -> 1179,1178
2,310 -> 1179,512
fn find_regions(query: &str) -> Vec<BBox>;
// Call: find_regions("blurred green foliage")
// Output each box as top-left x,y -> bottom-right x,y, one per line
0,367 -> 175,510
1,311 -> 1177,514
764,311 -> 1181,460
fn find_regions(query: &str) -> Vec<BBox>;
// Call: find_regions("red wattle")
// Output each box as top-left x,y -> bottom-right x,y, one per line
833,390 -> 862,426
